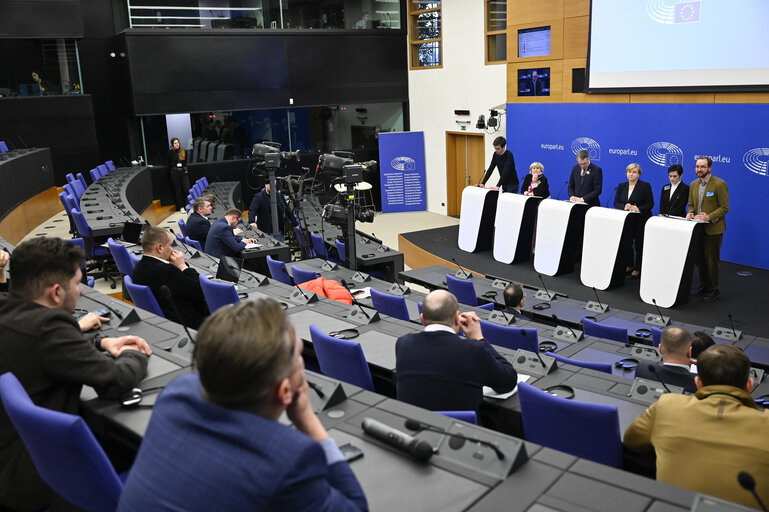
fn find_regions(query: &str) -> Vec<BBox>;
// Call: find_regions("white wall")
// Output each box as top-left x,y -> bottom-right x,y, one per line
408,1 -> 507,214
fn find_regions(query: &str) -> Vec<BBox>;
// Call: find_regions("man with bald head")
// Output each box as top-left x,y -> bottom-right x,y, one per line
634,326 -> 697,393
395,290 -> 517,412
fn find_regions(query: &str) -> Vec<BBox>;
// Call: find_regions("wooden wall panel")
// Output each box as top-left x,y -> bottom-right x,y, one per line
715,92 -> 769,103
630,93 -> 715,103
564,0 -> 590,18
508,20 -> 564,63
508,0 -> 563,25
563,15 -> 588,59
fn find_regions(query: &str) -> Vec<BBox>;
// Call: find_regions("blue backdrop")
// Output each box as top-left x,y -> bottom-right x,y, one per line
507,103 -> 769,270
378,131 -> 427,213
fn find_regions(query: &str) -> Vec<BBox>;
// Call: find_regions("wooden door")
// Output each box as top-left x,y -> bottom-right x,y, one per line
446,132 -> 485,216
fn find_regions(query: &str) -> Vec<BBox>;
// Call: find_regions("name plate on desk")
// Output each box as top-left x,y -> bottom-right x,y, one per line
627,378 -> 684,405
512,349 -> 557,378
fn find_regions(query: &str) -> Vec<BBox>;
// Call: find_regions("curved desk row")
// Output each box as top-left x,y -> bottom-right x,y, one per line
79,166 -> 152,238
0,148 -> 54,222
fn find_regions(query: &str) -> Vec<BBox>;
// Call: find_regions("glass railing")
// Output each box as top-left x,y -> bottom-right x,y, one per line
0,39 -> 84,99
127,0 -> 402,30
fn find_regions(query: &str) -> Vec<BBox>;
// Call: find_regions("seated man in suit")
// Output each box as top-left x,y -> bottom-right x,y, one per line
186,196 -> 214,249
624,345 -> 769,509
635,326 -> 696,393
659,164 -> 689,217
118,299 -> 368,511
132,227 -> 208,329
502,282 -> 529,320
395,290 -> 518,412
204,208 -> 258,259
568,149 -> 603,206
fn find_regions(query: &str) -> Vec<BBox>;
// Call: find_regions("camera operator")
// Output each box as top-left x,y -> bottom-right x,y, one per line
249,182 -> 297,236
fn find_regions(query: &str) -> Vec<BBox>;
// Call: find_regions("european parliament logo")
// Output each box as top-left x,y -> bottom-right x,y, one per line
647,141 -> 683,167
390,156 -> 415,171
647,0 -> 701,24
571,137 -> 601,161
743,148 -> 769,177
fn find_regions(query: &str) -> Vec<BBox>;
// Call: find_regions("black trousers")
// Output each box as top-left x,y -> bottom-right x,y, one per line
170,168 -> 191,209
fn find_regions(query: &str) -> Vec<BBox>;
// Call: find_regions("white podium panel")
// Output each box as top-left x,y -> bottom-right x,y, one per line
534,199 -> 587,276
640,216 -> 702,308
493,194 -> 540,264
458,186 -> 498,252
580,208 -> 634,290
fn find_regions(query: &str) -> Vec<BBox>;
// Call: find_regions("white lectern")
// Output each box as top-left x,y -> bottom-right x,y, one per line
533,199 -> 589,276
493,194 -> 542,264
581,208 -> 635,290
640,216 -> 704,308
458,186 -> 499,252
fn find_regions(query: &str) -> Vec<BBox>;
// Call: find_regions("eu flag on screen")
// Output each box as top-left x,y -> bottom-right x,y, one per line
674,1 -> 701,23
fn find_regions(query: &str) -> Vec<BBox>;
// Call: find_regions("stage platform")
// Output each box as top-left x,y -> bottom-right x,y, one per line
399,225 -> 769,336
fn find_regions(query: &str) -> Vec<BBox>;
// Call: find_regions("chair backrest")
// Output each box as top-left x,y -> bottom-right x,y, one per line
335,239 -> 346,262
70,209 -> 93,246
267,255 -> 292,285
517,381 -> 623,467
446,274 -> 479,306
0,372 -> 124,511
309,325 -> 374,391
310,232 -> 329,259
97,164 -> 108,176
76,172 -> 88,191
370,287 -> 411,322
124,275 -> 165,317
548,352 -> 612,374
200,176 -> 209,188
70,179 -> 85,200
582,318 -> 629,344
651,326 -> 662,348
59,192 -> 74,215
105,160 -> 116,171
198,274 -> 240,313
65,172 -> 76,184
107,238 -> 138,278
177,218 -> 187,236
183,236 -> 202,251
436,410 -> 478,425
294,226 -> 315,258
0,141 -> 8,153
70,237 -> 88,273
90,168 -> 100,182
480,321 -> 539,352
290,265 -> 317,285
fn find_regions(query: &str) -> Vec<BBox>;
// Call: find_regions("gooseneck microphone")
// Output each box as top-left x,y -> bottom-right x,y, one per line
362,418 -> 434,461
520,329 -> 546,368
651,298 -> 666,324
647,365 -> 673,394
538,274 -> 553,299
168,228 -> 193,257
592,287 -> 605,311
451,257 -> 472,279
84,296 -> 124,320
308,381 -> 325,398
738,471 -> 768,512
340,279 -> 373,320
556,180 -> 568,200
553,314 -> 578,339
404,419 -> 505,460
160,285 -> 196,345
729,313 -> 739,337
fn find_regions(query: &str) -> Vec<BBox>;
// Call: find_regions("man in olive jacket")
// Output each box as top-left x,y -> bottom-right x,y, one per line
624,345 -> 769,509
686,156 -> 729,302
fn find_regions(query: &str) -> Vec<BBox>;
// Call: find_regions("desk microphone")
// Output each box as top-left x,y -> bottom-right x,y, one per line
592,287 -> 606,311
370,232 -> 388,252
738,471 -> 768,512
168,228 -> 197,258
281,266 -> 296,286
159,285 -> 195,347
451,258 -> 472,279
404,419 -> 504,460
604,186 -> 617,208
538,274 -> 554,299
647,365 -> 673,394
520,329 -> 546,367
308,381 -> 325,398
651,299 -> 667,325
556,180 -> 568,200
84,296 -> 124,320
362,418 -> 433,461
552,314 -> 578,339
340,279 -> 373,321
729,313 -> 739,338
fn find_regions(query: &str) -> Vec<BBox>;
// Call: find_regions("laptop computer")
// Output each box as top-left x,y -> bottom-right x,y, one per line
121,221 -> 143,244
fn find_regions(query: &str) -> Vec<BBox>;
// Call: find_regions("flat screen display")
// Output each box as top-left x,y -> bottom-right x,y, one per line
517,68 -> 550,97
518,26 -> 551,58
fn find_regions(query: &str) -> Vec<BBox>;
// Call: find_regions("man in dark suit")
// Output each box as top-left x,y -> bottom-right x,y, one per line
568,149 -> 603,206
395,290 -> 518,412
249,183 -> 296,236
118,299 -> 368,511
686,156 -> 729,302
529,70 -> 544,96
479,136 -> 519,193
502,282 -> 529,320
132,227 -> 208,329
204,208 -> 258,259
659,164 -> 689,217
186,196 -> 214,249
635,326 -> 696,393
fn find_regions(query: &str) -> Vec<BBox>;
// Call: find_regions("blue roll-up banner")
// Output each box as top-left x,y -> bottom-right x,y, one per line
507,103 -> 769,270
378,131 -> 427,213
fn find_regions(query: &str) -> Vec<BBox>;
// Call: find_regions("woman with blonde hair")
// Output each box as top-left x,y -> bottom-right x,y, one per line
614,162 -> 654,278
521,161 -> 550,197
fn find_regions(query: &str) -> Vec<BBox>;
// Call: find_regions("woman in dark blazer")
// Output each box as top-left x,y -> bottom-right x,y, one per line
520,161 -> 550,197
614,163 -> 654,278
167,137 -> 190,210
659,164 -> 689,217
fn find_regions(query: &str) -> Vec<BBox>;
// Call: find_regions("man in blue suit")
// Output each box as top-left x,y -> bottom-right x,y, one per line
568,149 -> 603,206
395,290 -> 518,412
204,208 -> 258,259
118,299 -> 368,511
185,196 -> 214,249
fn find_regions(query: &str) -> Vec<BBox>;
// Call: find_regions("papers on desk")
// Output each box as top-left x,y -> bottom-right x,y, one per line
483,374 -> 531,400
244,243 -> 262,250
350,287 -> 372,299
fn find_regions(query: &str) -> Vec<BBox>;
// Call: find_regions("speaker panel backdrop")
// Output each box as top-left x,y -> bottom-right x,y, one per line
506,103 -> 769,270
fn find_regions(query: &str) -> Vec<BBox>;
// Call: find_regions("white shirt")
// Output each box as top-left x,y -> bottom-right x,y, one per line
669,181 -> 680,197
424,323 -> 455,334
143,254 -> 170,264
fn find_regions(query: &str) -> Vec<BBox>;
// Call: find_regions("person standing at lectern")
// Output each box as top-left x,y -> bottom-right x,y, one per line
614,163 -> 654,278
568,149 -> 603,206
478,136 -> 519,193
521,161 -> 550,198
659,164 -> 689,217
686,156 -> 729,302
167,137 -> 191,211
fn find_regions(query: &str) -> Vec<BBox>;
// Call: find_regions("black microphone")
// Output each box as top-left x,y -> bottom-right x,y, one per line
159,286 -> 195,346
340,279 -> 372,320
647,365 -> 673,394
553,314 -> 578,339
738,471 -> 768,512
84,297 -> 124,320
307,380 -> 325,398
519,329 -> 546,367
538,274 -> 554,299
168,228 -> 194,258
592,287 -> 605,311
729,313 -> 738,337
292,284 -> 310,299
281,266 -> 296,286
451,257 -> 472,279
361,418 -> 433,461
404,419 -> 505,460
556,179 -> 568,200
604,186 -> 617,208
370,232 -> 387,252
651,298 -> 667,325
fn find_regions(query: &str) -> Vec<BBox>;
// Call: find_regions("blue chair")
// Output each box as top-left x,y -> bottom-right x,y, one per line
76,172 -> 88,190
582,318 -> 629,344
70,238 -> 95,288
309,325 -> 374,391
69,178 -> 85,201
97,164 -> 108,176
548,352 -> 612,374
651,326 -> 663,348
267,256 -> 293,285
70,208 -> 117,288
294,226 -> 315,258
480,321 -> 539,352
290,265 -> 317,285
178,218 -> 187,237
124,275 -> 165,317
0,372 -> 125,512
200,176 -> 209,188
436,411 -> 478,425
311,232 -> 343,265
107,238 -> 138,278
370,287 -> 411,322
199,274 -> 240,313
0,141 -> 8,153
517,381 -> 623,467
105,160 -> 116,171
183,236 -> 202,252
185,203 -> 192,213
335,239 -> 346,262
58,192 -> 78,236
65,172 -> 77,185
90,168 -> 100,182
446,274 -> 493,310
